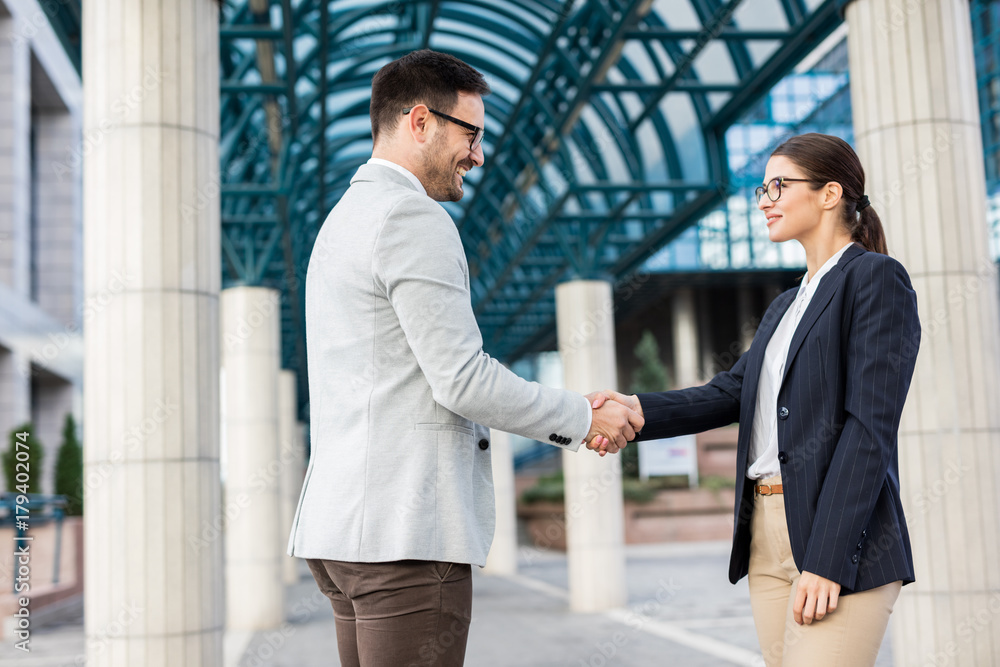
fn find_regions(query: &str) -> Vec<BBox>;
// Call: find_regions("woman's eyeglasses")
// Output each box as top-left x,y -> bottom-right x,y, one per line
755,177 -> 815,204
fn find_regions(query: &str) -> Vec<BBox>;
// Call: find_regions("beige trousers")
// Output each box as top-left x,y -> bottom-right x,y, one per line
748,476 -> 902,667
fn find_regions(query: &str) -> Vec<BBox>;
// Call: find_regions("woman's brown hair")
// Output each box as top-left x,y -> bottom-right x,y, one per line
771,133 -> 888,255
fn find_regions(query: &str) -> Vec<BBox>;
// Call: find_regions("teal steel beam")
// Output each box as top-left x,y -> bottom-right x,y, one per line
706,0 -> 842,131
626,0 -> 748,133
625,28 -> 789,40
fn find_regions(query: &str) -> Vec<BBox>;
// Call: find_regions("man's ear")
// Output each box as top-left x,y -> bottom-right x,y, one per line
405,104 -> 433,145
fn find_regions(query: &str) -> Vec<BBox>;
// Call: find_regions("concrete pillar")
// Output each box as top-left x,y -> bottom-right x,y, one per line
483,429 -> 518,576
0,17 -> 30,297
82,0 -> 222,663
556,279 -> 626,612
846,1 -> 1000,664
221,286 -> 283,630
736,286 -> 756,353
672,287 -> 699,388
279,369 -> 303,585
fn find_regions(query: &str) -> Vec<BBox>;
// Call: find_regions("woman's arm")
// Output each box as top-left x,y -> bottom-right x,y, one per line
800,256 -> 921,590
628,349 -> 748,441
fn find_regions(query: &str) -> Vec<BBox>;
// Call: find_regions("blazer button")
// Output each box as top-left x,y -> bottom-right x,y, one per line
852,554 -> 859,564
857,541 -> 863,550
549,434 -> 558,442
478,439 -> 490,450
778,407 -> 789,420
777,452 -> 788,464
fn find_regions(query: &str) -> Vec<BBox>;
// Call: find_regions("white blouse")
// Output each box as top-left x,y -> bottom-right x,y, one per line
746,242 -> 854,480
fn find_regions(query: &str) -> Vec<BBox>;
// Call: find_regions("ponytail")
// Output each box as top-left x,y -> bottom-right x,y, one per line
852,202 -> 888,255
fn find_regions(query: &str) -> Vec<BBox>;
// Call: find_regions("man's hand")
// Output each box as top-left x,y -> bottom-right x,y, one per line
587,390 -> 644,455
584,391 -> 644,456
793,571 -> 840,625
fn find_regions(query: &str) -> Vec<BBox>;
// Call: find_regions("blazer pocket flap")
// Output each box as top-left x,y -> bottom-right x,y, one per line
415,423 -> 475,436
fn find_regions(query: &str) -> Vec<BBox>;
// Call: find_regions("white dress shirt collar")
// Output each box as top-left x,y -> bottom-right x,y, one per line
367,158 -> 427,196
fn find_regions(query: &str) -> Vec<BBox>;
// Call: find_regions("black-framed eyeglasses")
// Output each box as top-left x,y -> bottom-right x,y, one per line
754,177 -> 814,204
403,106 -> 485,151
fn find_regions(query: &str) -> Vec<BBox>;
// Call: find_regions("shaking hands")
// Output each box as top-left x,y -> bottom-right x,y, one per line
583,390 -> 645,457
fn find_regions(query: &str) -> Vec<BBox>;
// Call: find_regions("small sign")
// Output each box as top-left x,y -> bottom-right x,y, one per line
637,434 -> 698,487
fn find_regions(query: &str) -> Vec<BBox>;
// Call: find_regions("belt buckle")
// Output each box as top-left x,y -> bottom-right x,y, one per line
757,484 -> 773,496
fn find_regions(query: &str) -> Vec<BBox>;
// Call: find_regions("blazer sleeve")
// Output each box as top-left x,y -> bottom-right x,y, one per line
634,349 -> 747,441
372,194 -> 592,448
800,256 -> 920,588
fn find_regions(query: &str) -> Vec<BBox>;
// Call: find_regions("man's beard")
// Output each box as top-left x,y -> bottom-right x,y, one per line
421,132 -> 471,203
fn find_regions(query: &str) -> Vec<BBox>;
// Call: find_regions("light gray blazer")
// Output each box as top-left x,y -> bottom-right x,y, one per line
287,163 -> 591,567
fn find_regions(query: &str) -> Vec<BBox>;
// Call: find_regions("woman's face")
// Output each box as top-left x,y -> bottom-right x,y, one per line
757,155 -> 824,245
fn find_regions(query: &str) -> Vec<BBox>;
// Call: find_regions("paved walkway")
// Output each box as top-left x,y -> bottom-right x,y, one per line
2,541 -> 894,666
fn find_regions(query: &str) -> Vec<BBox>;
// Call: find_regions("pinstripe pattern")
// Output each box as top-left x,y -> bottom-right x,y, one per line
636,244 -> 920,594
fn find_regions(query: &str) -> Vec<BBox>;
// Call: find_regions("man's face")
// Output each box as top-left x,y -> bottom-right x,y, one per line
421,92 -> 485,202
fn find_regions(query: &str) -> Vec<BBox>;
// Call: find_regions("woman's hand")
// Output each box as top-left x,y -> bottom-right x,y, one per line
793,571 -> 841,624
586,391 -> 644,455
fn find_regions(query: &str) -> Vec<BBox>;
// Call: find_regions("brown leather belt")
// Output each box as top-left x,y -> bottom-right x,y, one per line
755,483 -> 783,495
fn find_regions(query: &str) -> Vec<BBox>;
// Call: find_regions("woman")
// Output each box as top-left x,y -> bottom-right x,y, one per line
593,133 -> 920,666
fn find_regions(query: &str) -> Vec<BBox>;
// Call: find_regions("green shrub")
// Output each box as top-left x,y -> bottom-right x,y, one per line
3,423 -> 44,495
54,414 -> 84,515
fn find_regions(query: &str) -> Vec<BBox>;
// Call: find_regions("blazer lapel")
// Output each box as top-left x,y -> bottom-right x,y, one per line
780,244 -> 865,385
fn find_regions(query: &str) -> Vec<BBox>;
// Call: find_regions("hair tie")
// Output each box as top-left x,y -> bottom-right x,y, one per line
857,195 -> 871,212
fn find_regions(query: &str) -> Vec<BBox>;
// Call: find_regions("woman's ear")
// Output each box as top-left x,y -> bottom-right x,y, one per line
822,181 -> 843,210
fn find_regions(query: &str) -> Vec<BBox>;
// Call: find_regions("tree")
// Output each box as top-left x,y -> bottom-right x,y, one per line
3,423 -> 44,495
621,330 -> 670,478
54,414 -> 84,515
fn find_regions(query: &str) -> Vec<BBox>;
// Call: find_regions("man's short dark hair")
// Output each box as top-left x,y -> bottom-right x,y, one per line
370,49 -> 490,143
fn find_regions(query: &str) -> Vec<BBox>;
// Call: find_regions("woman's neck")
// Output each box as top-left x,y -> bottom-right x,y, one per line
802,228 -> 853,281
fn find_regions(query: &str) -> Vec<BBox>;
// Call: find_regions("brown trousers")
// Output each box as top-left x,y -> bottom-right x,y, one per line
306,558 -> 473,667
748,476 -> 901,667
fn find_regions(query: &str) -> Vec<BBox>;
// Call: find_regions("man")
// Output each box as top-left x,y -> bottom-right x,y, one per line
287,49 -> 642,667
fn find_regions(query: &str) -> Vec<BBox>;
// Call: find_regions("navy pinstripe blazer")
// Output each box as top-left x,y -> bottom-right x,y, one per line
636,244 -> 920,594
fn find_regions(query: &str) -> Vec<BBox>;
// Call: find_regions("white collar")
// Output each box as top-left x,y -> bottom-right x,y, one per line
367,158 -> 427,196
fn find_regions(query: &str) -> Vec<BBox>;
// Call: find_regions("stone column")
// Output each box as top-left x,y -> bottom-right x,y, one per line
82,0 -> 223,664
556,279 -> 626,612
483,429 -> 518,576
846,1 -> 1000,664
221,287 -> 283,630
672,287 -> 699,388
278,370 -> 303,585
